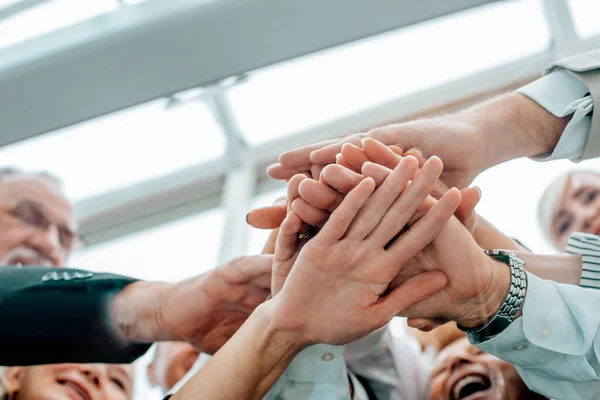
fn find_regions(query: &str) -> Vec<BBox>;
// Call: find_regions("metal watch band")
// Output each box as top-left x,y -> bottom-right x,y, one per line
457,250 -> 527,339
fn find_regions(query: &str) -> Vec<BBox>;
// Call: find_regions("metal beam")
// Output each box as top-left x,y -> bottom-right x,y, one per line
218,167 -> 256,264
0,0 -> 51,21
542,0 -> 581,58
0,0 -> 496,148
77,159 -> 229,245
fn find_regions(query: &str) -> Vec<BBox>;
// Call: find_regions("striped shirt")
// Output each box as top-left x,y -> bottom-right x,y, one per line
565,232 -> 600,290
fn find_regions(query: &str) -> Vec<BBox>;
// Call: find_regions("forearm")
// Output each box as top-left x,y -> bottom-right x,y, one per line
109,280 -> 173,343
459,93 -> 569,167
172,301 -> 305,400
515,251 -> 582,286
472,215 -> 527,252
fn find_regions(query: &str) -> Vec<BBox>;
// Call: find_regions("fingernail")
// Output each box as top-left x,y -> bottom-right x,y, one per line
474,186 -> 482,198
335,153 -> 342,161
245,213 -> 250,224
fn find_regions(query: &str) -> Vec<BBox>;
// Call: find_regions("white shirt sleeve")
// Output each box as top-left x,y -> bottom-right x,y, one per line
344,325 -> 431,400
471,272 -> 600,400
516,70 -> 593,161
263,344 -> 352,400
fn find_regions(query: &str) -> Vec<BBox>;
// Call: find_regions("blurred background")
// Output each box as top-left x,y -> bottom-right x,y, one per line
1,0 -> 599,398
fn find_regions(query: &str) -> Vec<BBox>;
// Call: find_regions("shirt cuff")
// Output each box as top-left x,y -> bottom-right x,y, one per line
516,70 -> 593,161
565,232 -> 600,289
470,272 -> 567,367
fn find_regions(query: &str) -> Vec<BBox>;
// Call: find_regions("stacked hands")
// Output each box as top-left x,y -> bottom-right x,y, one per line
247,138 -> 510,348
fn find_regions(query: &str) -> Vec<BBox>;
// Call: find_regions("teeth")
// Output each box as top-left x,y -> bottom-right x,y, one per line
453,375 -> 488,400
65,382 -> 89,400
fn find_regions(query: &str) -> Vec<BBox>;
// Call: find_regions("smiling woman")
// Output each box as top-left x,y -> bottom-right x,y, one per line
0,363 -> 134,400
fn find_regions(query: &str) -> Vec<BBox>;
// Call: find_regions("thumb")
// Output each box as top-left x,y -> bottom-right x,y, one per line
374,271 -> 448,325
456,187 -> 481,231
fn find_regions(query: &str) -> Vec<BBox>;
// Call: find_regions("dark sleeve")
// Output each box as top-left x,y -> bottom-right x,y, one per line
0,266 -> 151,366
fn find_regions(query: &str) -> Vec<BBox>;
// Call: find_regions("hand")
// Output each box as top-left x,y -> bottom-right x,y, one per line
336,139 -> 481,233
270,156 -> 462,345
157,255 -> 272,354
268,93 -> 568,188
269,114 -> 486,188
290,156 -> 510,327
282,140 -> 480,233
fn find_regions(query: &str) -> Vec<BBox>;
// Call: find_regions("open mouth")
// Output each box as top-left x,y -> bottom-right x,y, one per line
58,379 -> 91,400
451,374 -> 491,400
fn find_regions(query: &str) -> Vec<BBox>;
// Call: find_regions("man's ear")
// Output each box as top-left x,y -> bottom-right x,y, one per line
146,362 -> 157,387
2,367 -> 25,394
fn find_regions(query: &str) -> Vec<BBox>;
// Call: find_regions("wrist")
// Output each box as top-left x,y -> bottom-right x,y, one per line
257,299 -> 311,359
463,93 -> 567,167
109,281 -> 173,343
458,258 -> 512,328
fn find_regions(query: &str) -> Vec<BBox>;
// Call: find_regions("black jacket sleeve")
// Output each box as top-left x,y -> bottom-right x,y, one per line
0,266 -> 151,366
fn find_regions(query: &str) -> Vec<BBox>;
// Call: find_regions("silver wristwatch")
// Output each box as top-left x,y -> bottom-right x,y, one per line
458,249 -> 527,339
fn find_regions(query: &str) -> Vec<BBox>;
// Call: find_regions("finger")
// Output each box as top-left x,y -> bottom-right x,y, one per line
407,317 -> 437,331
274,213 -> 302,263
291,198 -> 330,227
374,271 -> 448,324
310,134 -> 364,165
336,153 -> 359,173
287,174 -> 307,209
311,164 -> 325,181
386,188 -> 461,263
456,186 -> 481,223
249,273 -> 273,291
267,163 -> 311,181
261,228 -> 279,255
361,162 -> 392,186
277,138 -> 342,171
404,148 -> 427,167
389,145 -> 404,156
345,156 -> 418,241
318,178 -> 376,241
399,147 -> 447,199
231,254 -> 274,283
246,203 -> 287,229
406,317 -> 449,331
369,157 -> 444,246
321,164 -> 364,193
341,143 -> 371,171
273,212 -> 303,295
298,179 -> 344,212
361,138 -> 403,169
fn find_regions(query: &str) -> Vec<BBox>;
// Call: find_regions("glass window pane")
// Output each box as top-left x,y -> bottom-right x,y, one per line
0,0 -> 119,51
567,0 -> 600,39
0,99 -> 226,201
70,208 -> 224,282
229,0 -> 550,145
